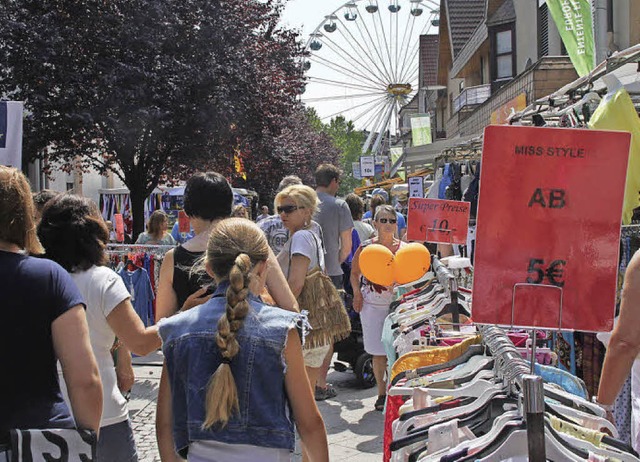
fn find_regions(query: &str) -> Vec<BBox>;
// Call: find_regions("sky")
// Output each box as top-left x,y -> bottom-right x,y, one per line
281,0 -> 349,37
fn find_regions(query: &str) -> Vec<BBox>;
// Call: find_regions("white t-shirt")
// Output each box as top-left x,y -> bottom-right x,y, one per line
277,229 -> 325,278
59,265 -> 132,426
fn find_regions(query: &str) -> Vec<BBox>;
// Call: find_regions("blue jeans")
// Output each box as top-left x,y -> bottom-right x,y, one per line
98,419 -> 138,462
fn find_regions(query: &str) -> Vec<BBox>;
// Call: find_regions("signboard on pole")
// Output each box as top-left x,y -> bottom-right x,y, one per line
406,198 -> 470,244
352,162 -> 362,180
0,101 -> 23,168
472,126 -> 630,331
360,156 -> 375,177
410,114 -> 432,147
408,177 -> 424,198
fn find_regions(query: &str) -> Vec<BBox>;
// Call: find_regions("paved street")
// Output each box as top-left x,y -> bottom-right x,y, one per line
129,352 -> 384,461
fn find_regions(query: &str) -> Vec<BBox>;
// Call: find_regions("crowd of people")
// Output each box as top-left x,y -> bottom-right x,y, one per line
0,163 -> 412,462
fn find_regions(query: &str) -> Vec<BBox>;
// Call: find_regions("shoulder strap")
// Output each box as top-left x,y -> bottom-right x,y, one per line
310,231 -> 323,273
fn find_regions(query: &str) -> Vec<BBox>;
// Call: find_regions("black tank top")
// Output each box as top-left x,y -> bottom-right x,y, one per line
172,245 -> 213,309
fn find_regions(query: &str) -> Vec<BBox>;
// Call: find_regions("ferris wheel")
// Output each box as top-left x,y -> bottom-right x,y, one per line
302,0 -> 439,154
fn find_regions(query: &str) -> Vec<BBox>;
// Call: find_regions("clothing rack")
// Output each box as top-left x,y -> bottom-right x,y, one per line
479,324 -> 546,461
432,256 -> 461,330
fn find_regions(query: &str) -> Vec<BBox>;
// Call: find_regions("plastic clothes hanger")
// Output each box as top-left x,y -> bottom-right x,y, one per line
393,389 -> 509,444
553,428 -> 640,462
463,418 -> 589,462
390,344 -> 486,387
546,400 -> 618,437
390,393 -> 513,452
415,412 -> 522,462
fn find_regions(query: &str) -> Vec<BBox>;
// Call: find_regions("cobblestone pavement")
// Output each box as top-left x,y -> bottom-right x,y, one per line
129,352 -> 384,462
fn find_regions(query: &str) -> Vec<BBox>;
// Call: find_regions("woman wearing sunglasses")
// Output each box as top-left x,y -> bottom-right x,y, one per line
350,205 -> 405,411
274,187 -> 329,383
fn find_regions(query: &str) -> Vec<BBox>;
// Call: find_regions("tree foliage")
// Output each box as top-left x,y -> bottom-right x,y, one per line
307,110 -> 367,196
0,0 -> 306,234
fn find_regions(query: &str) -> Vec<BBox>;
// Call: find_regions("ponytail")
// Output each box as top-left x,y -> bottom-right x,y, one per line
202,253 -> 251,429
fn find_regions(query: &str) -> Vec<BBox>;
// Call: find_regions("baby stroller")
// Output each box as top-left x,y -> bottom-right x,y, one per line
333,295 -> 376,388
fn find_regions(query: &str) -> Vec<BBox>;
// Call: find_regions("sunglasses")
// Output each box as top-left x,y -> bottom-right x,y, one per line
277,205 -> 303,215
377,218 -> 397,224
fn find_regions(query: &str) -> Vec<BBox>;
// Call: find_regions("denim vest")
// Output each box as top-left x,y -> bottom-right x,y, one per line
158,282 -> 303,458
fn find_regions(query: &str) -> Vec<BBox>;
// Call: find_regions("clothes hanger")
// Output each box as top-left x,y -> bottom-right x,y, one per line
545,400 -> 617,437
392,395 -> 518,456
547,412 -> 637,457
552,424 -> 640,462
458,417 -> 589,462
415,412 -> 522,462
396,388 -> 510,442
390,344 -> 486,387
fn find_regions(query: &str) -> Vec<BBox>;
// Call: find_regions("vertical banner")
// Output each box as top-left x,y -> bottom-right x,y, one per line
473,126 -> 630,331
410,114 -> 432,147
352,162 -> 362,180
360,156 -> 375,177
408,177 -> 424,198
114,214 -> 125,243
0,101 -> 24,168
547,0 -> 595,77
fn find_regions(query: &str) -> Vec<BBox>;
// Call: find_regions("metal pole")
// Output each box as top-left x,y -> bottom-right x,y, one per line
523,374 -> 546,462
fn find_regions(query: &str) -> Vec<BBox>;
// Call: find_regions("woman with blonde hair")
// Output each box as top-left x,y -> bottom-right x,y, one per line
158,218 -> 328,461
0,167 -> 102,451
136,210 -> 176,245
351,204 -> 406,411
274,185 -> 328,388
231,204 -> 248,218
155,172 -> 298,461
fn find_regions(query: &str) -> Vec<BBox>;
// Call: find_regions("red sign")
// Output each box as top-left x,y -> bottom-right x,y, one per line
114,213 -> 125,243
178,211 -> 190,233
473,126 -> 631,331
406,198 -> 471,244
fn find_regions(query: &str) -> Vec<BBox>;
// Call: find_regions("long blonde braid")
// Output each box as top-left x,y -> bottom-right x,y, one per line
201,218 -> 269,428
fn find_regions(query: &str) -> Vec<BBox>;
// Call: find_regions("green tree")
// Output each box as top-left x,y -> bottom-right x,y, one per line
306,110 -> 366,195
0,0 -> 304,237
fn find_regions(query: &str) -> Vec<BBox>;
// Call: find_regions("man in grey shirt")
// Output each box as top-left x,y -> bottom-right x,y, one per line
314,164 -> 354,400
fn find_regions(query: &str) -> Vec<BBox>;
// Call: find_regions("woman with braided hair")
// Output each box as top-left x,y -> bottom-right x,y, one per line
158,218 -> 328,462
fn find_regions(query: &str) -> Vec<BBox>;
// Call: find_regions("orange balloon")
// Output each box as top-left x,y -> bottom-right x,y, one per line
393,243 -> 431,284
360,244 -> 395,286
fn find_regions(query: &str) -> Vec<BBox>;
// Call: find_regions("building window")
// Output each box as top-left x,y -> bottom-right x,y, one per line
538,2 -> 549,58
496,30 -> 513,78
490,23 -> 516,91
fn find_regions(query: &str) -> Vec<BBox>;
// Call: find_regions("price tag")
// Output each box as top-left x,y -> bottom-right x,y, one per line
406,198 -> 470,244
178,211 -> 190,233
472,126 -> 631,331
114,213 -> 125,243
408,177 -> 424,198
360,156 -> 375,177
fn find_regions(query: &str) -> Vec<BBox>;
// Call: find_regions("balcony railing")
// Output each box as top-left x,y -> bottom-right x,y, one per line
453,84 -> 491,114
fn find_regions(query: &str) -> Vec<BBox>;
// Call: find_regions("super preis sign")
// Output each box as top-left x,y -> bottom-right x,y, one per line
472,125 -> 631,332
407,198 -> 470,244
